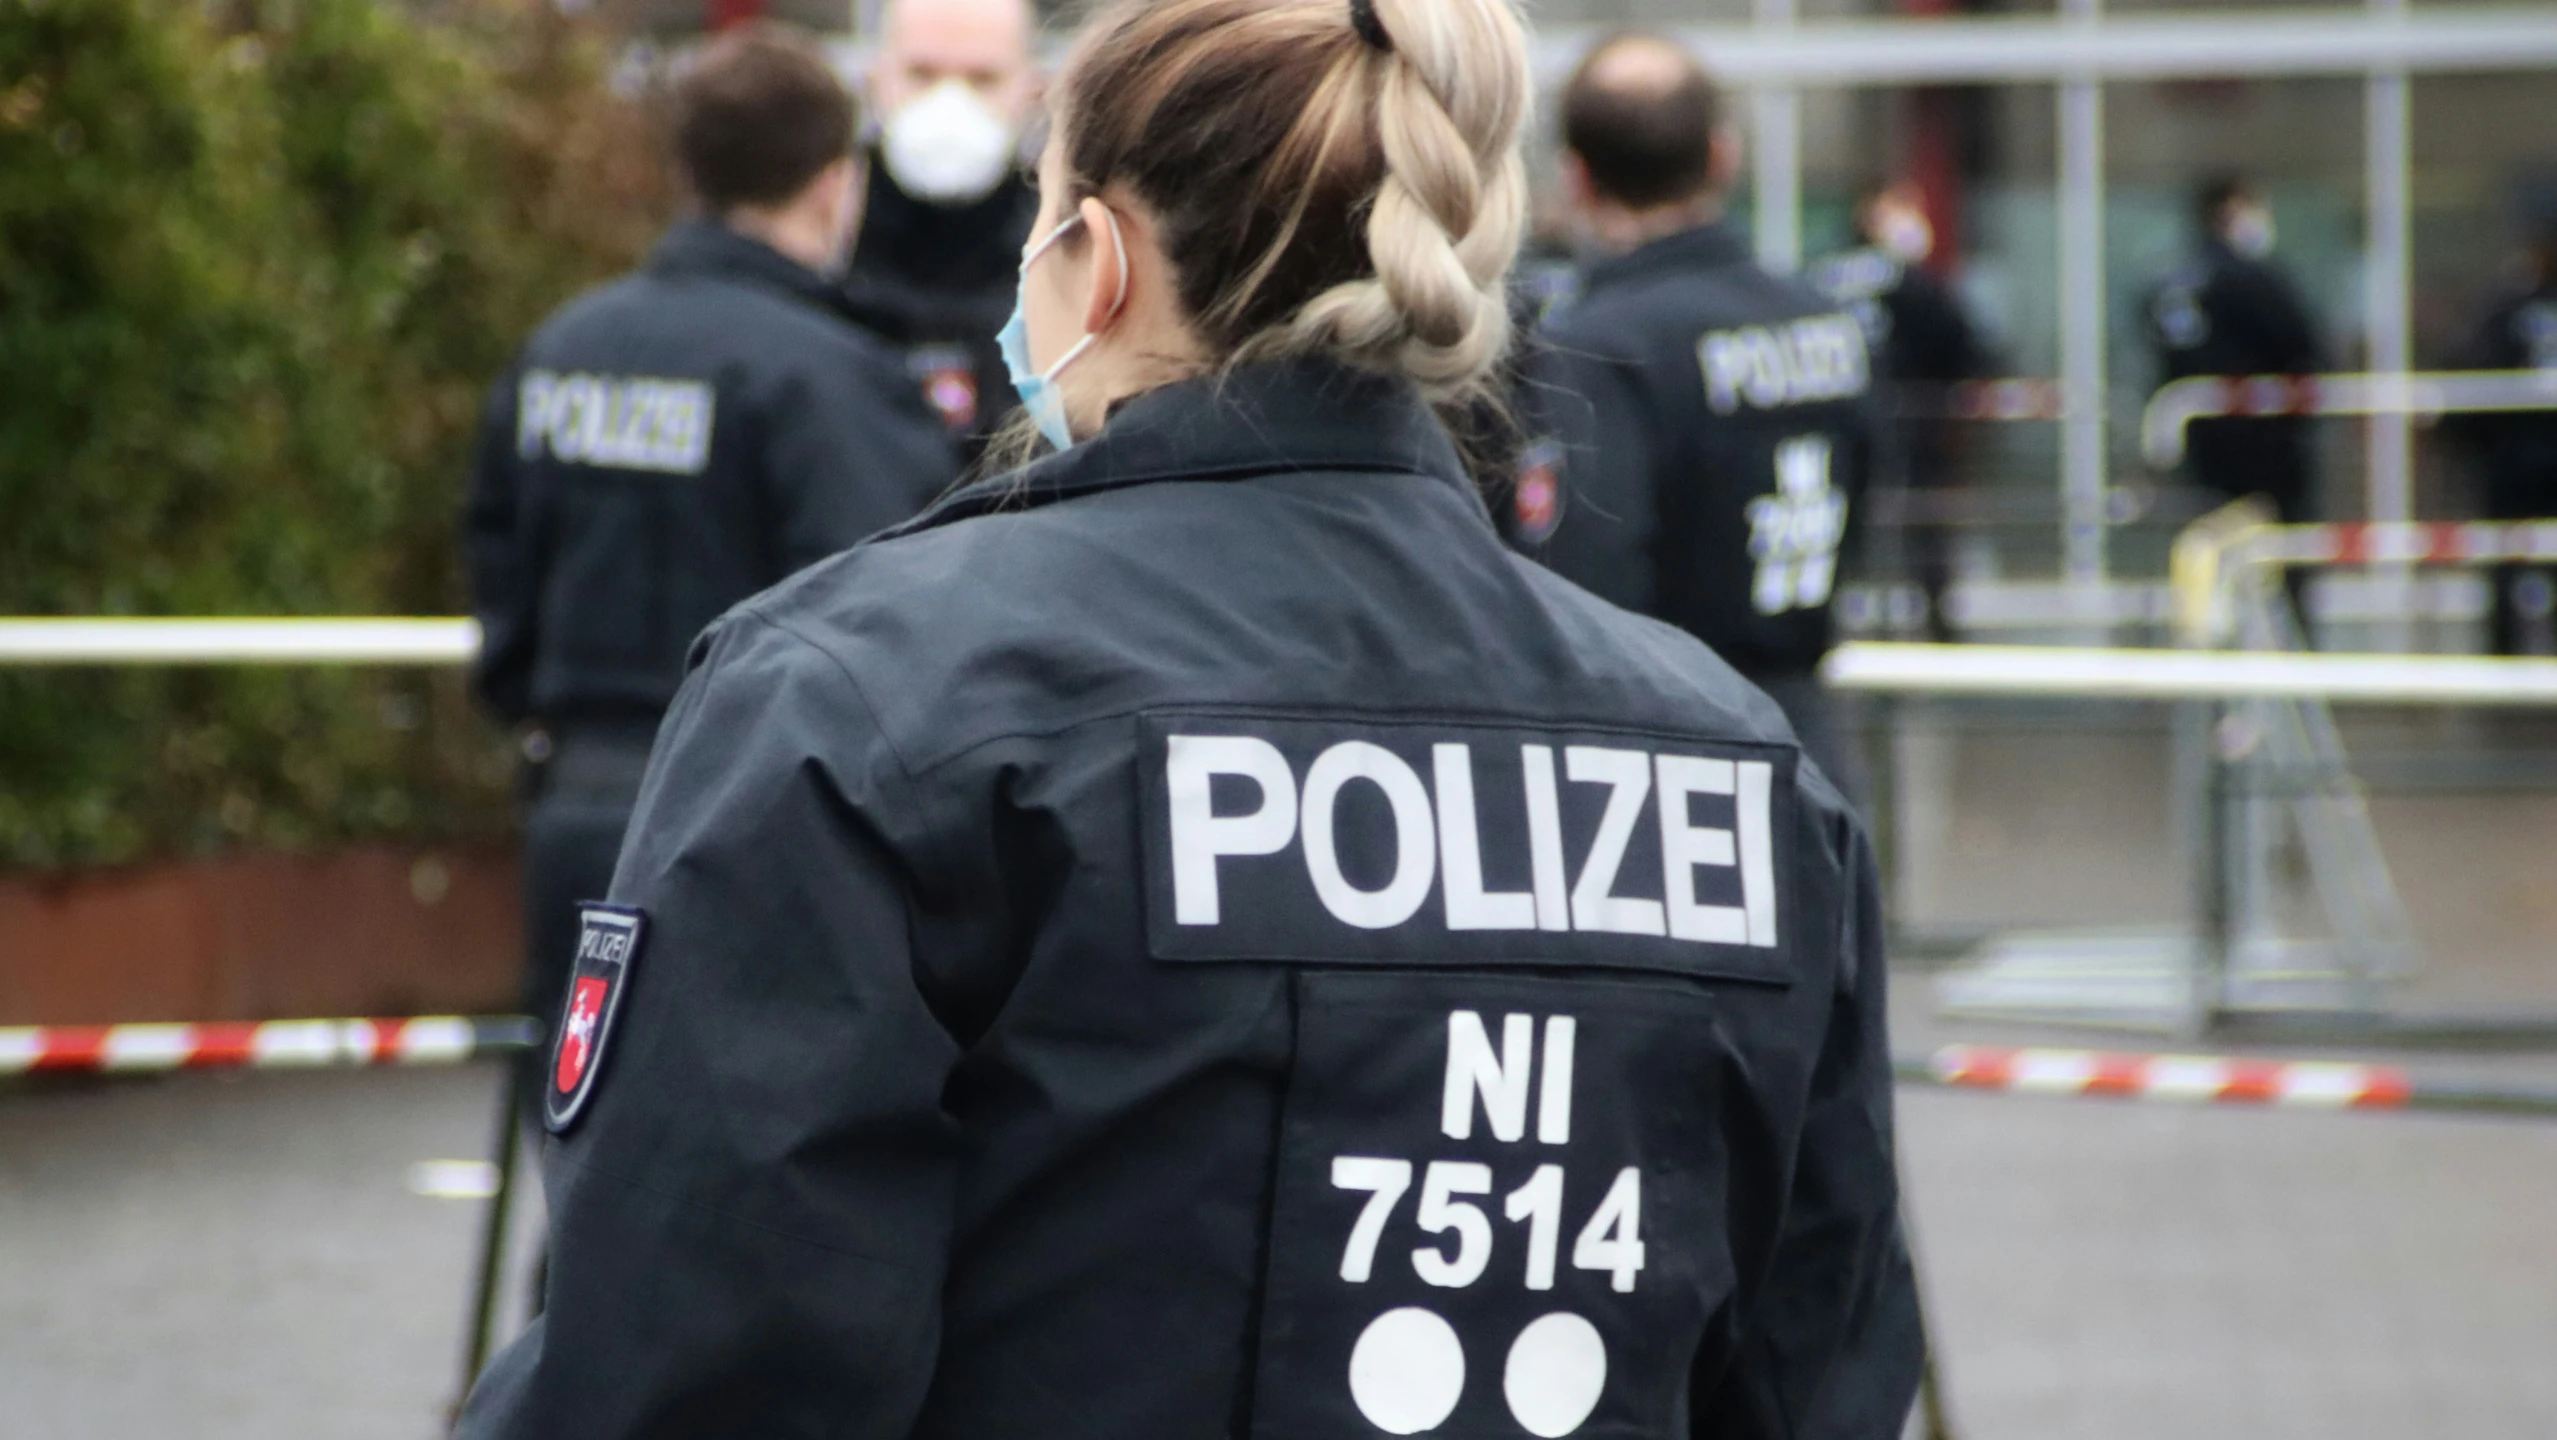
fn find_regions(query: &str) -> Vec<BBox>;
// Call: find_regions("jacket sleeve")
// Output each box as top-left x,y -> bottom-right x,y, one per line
461,362 -> 538,724
458,611 -> 963,1440
1694,815 -> 1924,1438
760,346 -> 961,574
1518,337 -> 1662,614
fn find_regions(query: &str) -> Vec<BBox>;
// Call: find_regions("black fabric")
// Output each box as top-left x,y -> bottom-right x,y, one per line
458,359 -> 1918,1440
1509,221 -> 1877,679
463,219 -> 959,727
2144,237 -> 2327,522
2445,273 -> 2557,653
841,158 -> 1039,464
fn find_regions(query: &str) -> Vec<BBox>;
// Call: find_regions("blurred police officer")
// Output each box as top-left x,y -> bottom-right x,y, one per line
2450,212 -> 2557,654
463,24 -> 956,1074
1814,181 -> 1989,640
2147,175 -> 2327,523
1510,34 -> 1874,795
458,0 -> 1916,1434
842,0 -> 1042,462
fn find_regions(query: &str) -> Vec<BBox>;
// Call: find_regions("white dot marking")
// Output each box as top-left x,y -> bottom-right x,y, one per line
1503,1311 -> 1607,1438
1348,1306 -> 1466,1434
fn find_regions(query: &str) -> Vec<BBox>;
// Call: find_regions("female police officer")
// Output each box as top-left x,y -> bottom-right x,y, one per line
460,1 -> 1918,1435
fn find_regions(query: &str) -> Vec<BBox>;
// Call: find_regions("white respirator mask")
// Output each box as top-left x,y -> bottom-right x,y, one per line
879,79 -> 1018,206
2226,206 -> 2277,260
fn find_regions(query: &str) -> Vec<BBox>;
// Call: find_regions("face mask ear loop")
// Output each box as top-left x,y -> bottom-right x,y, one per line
1038,207 -> 1131,384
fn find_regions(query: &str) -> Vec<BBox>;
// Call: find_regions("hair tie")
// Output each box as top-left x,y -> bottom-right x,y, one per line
1348,0 -> 1392,53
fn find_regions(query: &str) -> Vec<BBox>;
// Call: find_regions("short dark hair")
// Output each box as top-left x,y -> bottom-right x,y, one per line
1560,33 -> 1721,211
2196,174 -> 2255,233
671,25 -> 856,212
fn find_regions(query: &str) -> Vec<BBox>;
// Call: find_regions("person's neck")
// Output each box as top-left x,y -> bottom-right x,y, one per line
723,202 -> 838,275
1584,193 -> 1724,256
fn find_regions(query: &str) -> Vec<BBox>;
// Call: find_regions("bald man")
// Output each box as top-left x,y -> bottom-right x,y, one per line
1507,33 -> 1882,811
842,0 -> 1041,464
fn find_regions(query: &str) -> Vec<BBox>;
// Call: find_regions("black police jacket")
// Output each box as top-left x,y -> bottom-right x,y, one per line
463,219 -> 959,726
459,359 -> 1919,1439
2447,274 -> 2557,519
1510,222 -> 1874,679
1812,246 -> 1988,491
842,159 -> 1039,464
2145,239 -> 2326,518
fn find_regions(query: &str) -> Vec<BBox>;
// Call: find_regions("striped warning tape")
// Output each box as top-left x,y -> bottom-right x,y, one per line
0,1015 -> 538,1075
1899,1044 -> 2557,1117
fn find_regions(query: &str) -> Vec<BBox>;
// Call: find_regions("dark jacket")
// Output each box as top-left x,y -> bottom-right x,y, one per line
841,158 -> 1039,464
1511,222 -> 1876,678
458,360 -> 1919,1440
1812,245 -> 1988,491
2145,237 -> 2327,521
2448,272 -> 2557,520
463,219 -> 958,726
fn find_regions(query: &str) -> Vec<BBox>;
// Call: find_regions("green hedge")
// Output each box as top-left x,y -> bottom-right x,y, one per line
0,0 -> 670,869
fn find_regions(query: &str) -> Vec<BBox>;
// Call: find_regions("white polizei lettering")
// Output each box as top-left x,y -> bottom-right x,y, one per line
1563,747 -> 1666,936
1698,315 -> 1872,414
1165,736 -> 1299,925
1736,759 -> 1778,947
1301,741 -> 1436,930
515,370 -> 714,474
1441,1011 -> 1534,1142
1654,755 -> 1748,945
1433,745 -> 1537,931
1536,1016 -> 1576,1144
1519,745 -> 1573,932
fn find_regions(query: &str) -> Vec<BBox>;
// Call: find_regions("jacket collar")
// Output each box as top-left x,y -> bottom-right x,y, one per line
647,218 -> 845,315
1582,218 -> 1755,294
882,360 -> 1475,538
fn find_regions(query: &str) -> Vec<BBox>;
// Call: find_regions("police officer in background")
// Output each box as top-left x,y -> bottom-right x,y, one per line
2448,206 -> 2557,654
843,0 -> 1042,462
459,0 -> 1917,1433
463,24 -> 956,1082
1815,181 -> 1988,640
1511,33 -> 1875,795
2147,175 -> 2327,523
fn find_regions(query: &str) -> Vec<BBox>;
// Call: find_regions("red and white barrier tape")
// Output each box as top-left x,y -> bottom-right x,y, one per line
2243,519 -> 2557,570
1913,1044 -> 2413,1108
0,1015 -> 536,1075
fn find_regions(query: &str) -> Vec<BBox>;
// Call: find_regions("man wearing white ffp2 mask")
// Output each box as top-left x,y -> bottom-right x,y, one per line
843,0 -> 1042,462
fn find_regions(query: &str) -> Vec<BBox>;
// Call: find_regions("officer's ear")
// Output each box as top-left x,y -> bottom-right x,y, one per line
1706,125 -> 1744,197
1075,194 -> 1132,336
1559,151 -> 1598,215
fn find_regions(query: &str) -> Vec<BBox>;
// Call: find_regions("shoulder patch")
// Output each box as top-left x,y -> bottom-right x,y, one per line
544,905 -> 647,1134
1512,440 -> 1566,545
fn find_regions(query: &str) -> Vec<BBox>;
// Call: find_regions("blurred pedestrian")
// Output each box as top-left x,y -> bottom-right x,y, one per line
1508,33 -> 1878,800
462,23 -> 957,1099
458,1 -> 1915,1435
2447,206 -> 2557,655
843,0 -> 1042,463
2146,174 -> 2327,523
1814,180 -> 1989,640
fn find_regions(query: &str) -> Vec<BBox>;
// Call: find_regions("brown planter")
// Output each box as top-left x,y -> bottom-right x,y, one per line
0,846 -> 522,1026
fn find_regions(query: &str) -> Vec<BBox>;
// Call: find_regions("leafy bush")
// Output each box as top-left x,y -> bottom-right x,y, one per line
0,0 -> 671,868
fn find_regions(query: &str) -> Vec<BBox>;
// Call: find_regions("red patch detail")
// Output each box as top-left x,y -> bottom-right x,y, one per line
923,365 -> 979,432
1515,467 -> 1558,536
556,976 -> 609,1096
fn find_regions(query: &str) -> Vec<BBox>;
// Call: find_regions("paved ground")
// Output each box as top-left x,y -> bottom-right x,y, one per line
6,714 -> 2554,1438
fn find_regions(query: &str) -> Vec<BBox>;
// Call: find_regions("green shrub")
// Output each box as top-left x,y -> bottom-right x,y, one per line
0,0 -> 670,868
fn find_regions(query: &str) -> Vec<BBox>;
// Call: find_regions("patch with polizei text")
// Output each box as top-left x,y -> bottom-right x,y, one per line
1250,969 -> 1735,1440
543,905 -> 645,1134
1135,712 -> 1798,986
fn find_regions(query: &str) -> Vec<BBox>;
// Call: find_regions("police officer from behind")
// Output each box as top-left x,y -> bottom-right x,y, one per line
843,0 -> 1042,460
2146,175 -> 2327,523
2448,211 -> 2557,654
1510,35 -> 1874,794
459,0 -> 1918,1434
1815,181 -> 1988,640
462,25 -> 956,1077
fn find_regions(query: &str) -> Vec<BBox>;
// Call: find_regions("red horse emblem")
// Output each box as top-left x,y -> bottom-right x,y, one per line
555,976 -> 609,1095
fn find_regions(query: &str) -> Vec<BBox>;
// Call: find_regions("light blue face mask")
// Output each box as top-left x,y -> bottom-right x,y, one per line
998,207 -> 1128,452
